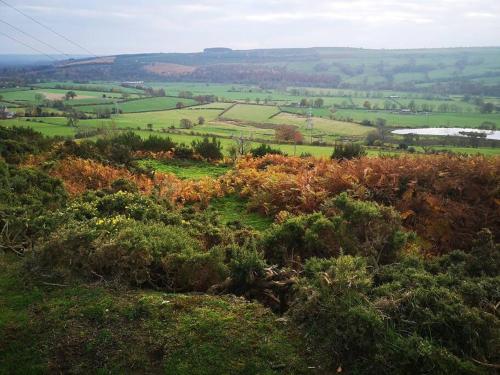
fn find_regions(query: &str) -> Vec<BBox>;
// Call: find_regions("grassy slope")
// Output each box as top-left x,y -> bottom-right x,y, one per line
137,159 -> 230,180
0,254 -> 308,375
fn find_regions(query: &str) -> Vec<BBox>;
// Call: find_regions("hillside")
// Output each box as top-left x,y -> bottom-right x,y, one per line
3,47 -> 500,95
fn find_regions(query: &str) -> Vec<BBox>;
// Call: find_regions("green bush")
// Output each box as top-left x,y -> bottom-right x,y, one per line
250,144 -> 283,157
192,137 -> 223,160
34,218 -> 228,291
0,126 -> 54,164
0,161 -> 67,251
229,242 -> 269,290
331,142 -> 367,160
262,194 -> 409,266
288,255 -> 494,374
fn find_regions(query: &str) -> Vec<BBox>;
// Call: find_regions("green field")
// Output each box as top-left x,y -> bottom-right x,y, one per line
221,104 -> 281,122
332,109 -> 500,128
77,96 -> 198,113
137,159 -> 230,179
1,88 -> 124,104
1,80 -> 498,156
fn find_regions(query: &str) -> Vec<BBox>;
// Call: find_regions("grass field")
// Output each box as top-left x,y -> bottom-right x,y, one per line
332,109 -> 500,128
1,88 -> 124,104
221,104 -> 281,122
1,80 -> 499,157
137,159 -> 230,179
2,118 -> 498,156
115,107 -> 224,129
77,96 -> 198,113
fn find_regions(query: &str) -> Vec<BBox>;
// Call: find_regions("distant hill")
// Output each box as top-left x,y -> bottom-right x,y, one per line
2,47 -> 500,95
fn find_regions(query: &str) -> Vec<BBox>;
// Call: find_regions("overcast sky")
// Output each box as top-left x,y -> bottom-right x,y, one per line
1,0 -> 500,57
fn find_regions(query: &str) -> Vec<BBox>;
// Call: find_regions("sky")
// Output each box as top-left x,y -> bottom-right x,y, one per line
1,0 -> 500,57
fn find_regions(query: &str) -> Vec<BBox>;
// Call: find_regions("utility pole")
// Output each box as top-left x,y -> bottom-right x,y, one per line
306,107 -> 314,144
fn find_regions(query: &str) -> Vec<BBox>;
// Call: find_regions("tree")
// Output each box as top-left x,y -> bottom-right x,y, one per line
180,118 -> 193,129
314,98 -> 324,108
363,101 -> 371,110
147,123 -> 153,131
198,116 -> 205,125
66,110 -> 80,128
176,102 -> 185,109
65,91 -> 77,100
299,98 -> 309,107
365,131 -> 381,146
275,125 -> 302,143
480,102 -> 495,114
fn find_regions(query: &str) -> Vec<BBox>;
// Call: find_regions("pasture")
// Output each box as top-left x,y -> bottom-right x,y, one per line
77,96 -> 198,114
332,109 -> 500,129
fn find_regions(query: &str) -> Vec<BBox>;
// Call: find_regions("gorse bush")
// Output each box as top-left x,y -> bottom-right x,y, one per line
262,194 -> 409,266
331,142 -> 367,160
0,160 -> 67,252
35,218 -> 228,291
289,253 -> 498,374
250,144 -> 283,157
192,136 -> 223,160
57,132 -> 178,165
0,126 -> 55,164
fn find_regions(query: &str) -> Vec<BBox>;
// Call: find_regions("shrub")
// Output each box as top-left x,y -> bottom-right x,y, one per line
192,137 -> 223,160
0,126 -> 54,164
288,255 -> 494,373
250,144 -> 283,157
142,135 -> 176,152
173,143 -> 194,159
331,142 -> 367,160
229,242 -> 269,289
262,194 -> 409,266
34,218 -> 227,291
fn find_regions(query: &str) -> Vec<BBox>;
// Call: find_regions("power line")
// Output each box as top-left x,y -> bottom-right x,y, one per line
0,18 -> 71,58
0,29 -> 58,61
0,0 -> 98,57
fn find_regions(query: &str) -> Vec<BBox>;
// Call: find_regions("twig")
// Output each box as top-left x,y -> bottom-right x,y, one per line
42,281 -> 69,287
471,358 -> 500,369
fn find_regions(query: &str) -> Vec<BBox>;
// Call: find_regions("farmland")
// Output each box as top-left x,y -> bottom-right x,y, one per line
1,48 -> 500,375
1,80 -> 499,156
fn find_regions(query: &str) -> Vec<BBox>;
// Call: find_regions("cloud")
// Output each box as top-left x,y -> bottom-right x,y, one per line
1,0 -> 499,54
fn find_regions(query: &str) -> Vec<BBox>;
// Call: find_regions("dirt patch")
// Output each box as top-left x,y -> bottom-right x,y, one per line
143,63 -> 196,76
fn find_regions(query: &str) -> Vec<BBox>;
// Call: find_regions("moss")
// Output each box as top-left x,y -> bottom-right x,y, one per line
0,255 -> 308,374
